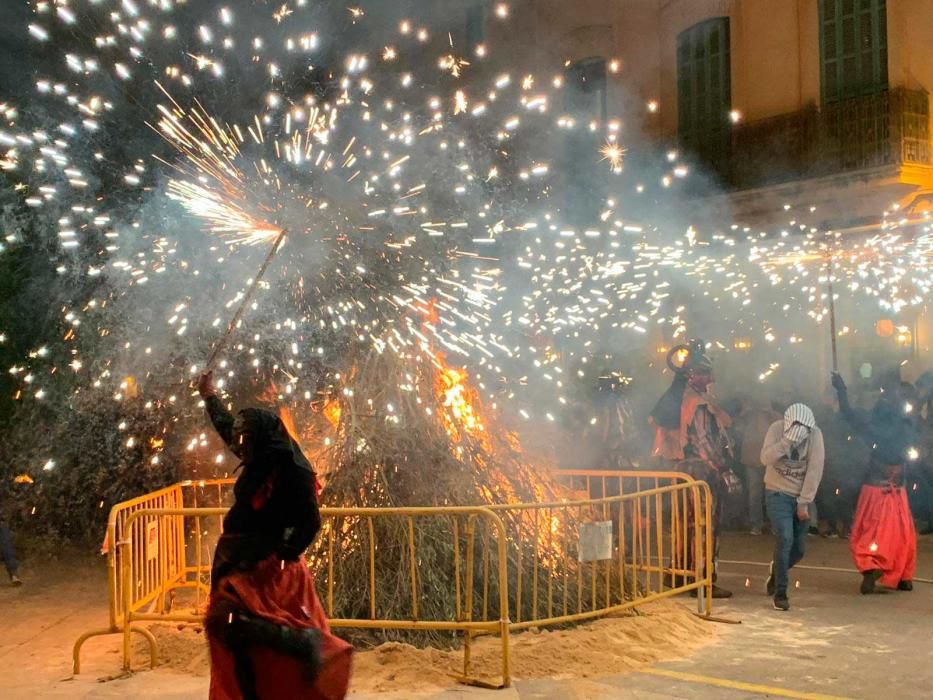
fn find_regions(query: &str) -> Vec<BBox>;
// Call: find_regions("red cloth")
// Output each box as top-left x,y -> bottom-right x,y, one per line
849,484 -> 917,588
208,556 -> 353,700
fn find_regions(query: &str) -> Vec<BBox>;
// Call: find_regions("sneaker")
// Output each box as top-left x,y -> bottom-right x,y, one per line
749,528 -> 762,536
860,570 -> 881,595
772,592 -> 790,611
765,562 -> 775,597
897,580 -> 913,591
10,575 -> 22,587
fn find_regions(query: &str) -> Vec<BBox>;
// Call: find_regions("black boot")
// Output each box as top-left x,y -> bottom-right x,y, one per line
897,580 -> 913,591
860,570 -> 882,594
772,591 -> 790,611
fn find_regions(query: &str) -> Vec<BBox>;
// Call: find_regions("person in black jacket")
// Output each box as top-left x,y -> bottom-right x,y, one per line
201,382 -> 321,587
0,477 -> 24,586
832,372 -> 917,594
198,371 -> 351,700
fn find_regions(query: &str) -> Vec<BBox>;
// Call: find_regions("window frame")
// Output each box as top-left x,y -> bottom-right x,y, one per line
819,0 -> 888,104
676,17 -> 732,173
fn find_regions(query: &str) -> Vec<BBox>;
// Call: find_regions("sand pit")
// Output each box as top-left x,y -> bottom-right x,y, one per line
141,600 -> 718,693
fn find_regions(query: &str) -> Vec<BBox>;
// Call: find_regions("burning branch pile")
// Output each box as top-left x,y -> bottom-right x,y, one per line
282,349 -> 634,645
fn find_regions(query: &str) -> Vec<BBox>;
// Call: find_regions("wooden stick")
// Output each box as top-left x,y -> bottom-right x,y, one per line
205,228 -> 287,370
825,238 -> 838,373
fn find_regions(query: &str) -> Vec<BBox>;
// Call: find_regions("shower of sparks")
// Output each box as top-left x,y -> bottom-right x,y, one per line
0,0 -> 931,479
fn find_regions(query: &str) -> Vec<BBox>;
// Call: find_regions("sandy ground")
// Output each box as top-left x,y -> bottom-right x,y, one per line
7,533 -> 930,698
0,554 -> 718,699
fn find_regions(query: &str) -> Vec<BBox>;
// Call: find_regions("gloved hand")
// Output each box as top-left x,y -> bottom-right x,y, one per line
198,370 -> 217,399
721,469 -> 743,496
831,372 -> 847,394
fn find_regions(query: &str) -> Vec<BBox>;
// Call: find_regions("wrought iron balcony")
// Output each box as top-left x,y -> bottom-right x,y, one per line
706,88 -> 931,190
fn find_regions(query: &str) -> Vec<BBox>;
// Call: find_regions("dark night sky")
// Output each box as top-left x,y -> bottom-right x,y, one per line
0,1 -> 35,97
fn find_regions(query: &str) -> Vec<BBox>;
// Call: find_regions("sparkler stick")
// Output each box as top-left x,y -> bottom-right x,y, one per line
825,246 -> 839,373
204,227 -> 288,370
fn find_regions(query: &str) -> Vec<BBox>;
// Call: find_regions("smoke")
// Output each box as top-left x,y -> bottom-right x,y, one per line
0,0 -> 916,491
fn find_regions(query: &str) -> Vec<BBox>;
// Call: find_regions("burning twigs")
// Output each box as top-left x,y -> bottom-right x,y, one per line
294,349 -> 636,645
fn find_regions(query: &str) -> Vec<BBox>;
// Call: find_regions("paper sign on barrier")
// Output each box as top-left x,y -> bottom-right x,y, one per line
578,521 -> 613,562
146,521 -> 159,562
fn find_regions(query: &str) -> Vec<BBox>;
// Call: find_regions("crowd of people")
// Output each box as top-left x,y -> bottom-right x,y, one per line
649,341 -> 931,611
2,346 -> 928,696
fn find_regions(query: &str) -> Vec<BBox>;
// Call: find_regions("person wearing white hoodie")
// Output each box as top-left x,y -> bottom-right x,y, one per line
760,403 -> 825,611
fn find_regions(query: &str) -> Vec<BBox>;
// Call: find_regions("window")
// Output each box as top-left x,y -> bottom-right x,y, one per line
563,58 -> 608,222
565,57 -> 608,124
819,0 -> 888,103
465,1 -> 486,48
676,18 -> 731,175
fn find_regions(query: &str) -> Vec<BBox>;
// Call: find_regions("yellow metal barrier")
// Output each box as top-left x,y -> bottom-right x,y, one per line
73,477 -> 712,688
73,479 -> 235,673
553,468 -> 695,501
95,505 -> 512,688
486,479 -> 714,630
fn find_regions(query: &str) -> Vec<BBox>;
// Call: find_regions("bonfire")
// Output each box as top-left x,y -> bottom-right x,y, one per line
265,347 -> 632,645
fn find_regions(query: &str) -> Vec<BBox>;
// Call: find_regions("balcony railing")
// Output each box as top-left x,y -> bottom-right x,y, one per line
710,88 -> 931,191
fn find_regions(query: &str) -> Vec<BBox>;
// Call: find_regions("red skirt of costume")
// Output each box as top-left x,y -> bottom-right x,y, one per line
849,484 -> 917,589
208,556 -> 353,700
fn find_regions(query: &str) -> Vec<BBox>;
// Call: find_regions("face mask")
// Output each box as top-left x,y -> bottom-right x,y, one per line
231,415 -> 253,461
783,403 -> 815,445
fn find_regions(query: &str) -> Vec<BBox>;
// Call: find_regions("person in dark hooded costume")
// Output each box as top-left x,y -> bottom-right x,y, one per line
832,372 -> 917,594
198,371 -> 352,700
650,341 -> 736,598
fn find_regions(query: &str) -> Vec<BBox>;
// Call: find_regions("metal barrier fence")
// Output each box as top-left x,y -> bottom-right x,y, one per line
73,473 -> 712,689
73,479 -> 235,672
553,469 -> 694,501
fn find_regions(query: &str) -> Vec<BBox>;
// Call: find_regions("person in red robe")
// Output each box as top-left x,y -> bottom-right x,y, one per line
832,372 -> 917,594
199,371 -> 352,700
650,342 -> 737,598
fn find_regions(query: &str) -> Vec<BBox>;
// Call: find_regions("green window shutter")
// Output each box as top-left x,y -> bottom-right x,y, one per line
563,58 -> 609,223
676,18 -> 731,175
465,0 -> 486,48
820,0 -> 887,104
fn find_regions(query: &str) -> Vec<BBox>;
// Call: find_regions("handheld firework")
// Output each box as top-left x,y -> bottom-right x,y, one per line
204,227 -> 288,371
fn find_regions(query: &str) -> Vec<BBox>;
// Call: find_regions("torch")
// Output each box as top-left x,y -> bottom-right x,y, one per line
823,228 -> 839,373
204,227 -> 288,371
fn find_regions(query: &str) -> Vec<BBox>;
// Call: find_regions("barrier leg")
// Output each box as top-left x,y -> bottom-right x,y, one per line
73,627 -> 116,674
73,626 -> 158,674
500,619 -> 511,688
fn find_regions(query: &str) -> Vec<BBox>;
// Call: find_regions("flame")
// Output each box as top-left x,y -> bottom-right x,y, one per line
323,398 -> 342,428
435,356 -> 485,443
278,406 -> 302,445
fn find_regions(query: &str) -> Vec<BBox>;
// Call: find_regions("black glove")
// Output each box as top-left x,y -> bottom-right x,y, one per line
831,372 -> 847,394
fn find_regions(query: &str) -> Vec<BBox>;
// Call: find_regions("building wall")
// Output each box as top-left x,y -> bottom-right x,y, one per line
525,0 -> 931,136
888,0 -> 933,140
528,0 -> 661,125
657,0 -> 824,138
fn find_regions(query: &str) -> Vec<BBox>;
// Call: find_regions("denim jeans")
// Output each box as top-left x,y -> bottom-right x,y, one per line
0,523 -> 19,578
765,491 -> 807,595
746,465 -> 765,530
